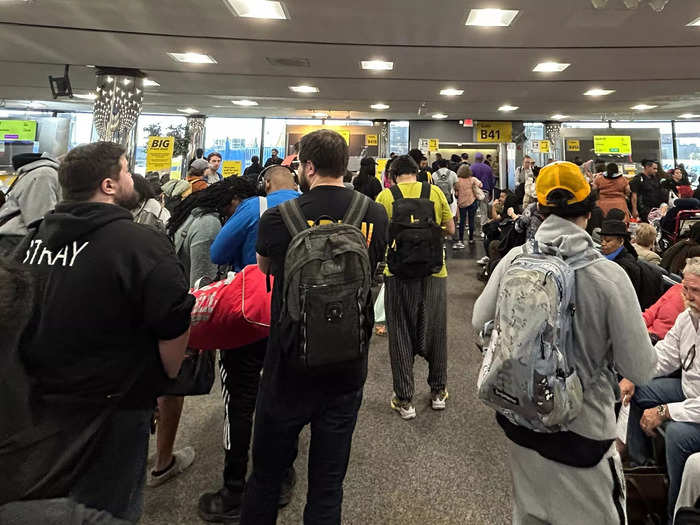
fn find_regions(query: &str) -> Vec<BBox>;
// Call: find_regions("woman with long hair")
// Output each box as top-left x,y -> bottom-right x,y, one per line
353,157 -> 383,200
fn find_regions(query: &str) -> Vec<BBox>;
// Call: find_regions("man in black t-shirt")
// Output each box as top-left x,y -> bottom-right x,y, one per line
630,159 -> 665,222
240,130 -> 388,525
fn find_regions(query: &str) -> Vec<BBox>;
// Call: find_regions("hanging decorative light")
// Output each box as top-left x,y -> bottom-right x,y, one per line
93,68 -> 145,145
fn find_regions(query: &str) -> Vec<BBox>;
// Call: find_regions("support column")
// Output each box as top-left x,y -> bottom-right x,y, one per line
377,121 -> 389,158
185,114 -> 206,163
544,121 -> 563,161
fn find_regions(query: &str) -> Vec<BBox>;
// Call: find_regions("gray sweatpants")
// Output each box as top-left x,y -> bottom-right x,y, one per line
508,441 -> 627,525
385,276 -> 447,402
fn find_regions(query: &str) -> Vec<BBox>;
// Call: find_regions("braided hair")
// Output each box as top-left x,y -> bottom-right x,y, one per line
167,177 -> 257,239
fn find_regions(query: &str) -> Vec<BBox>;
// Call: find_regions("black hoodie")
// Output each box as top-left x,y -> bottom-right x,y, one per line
17,202 -> 194,409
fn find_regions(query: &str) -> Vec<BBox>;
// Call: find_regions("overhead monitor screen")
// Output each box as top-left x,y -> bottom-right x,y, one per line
0,120 -> 38,142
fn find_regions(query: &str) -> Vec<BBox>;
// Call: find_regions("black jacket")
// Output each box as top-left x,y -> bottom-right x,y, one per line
243,162 -> 262,181
612,244 -> 663,310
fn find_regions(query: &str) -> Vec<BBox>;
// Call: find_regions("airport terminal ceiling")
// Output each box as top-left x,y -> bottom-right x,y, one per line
0,0 -> 699,121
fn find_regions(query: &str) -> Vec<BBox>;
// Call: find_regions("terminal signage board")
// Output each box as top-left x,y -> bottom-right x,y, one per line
566,140 -> 581,152
146,136 -> 174,173
476,121 -> 512,143
531,140 -> 550,153
428,138 -> 439,151
593,135 -> 632,155
222,160 -> 242,178
365,134 -> 378,146
0,120 -> 37,141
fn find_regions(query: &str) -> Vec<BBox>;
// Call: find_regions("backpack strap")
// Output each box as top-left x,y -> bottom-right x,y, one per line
419,182 -> 431,200
389,184 -> 404,202
279,199 -> 308,237
343,191 -> 370,228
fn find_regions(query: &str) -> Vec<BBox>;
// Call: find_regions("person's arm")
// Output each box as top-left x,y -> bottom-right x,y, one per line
159,328 -> 190,378
625,180 -> 631,198
210,200 -> 252,265
652,313 -> 684,377
188,217 -> 221,287
630,180 -> 640,218
436,188 -> 456,236
257,253 -> 271,275
642,292 -> 665,332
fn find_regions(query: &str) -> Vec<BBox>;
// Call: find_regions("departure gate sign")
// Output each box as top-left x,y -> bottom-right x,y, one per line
594,135 -> 632,155
0,120 -> 37,142
476,121 -> 512,143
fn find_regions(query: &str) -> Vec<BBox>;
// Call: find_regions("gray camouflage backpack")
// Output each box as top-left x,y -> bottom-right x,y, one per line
477,240 -> 604,432
279,191 -> 373,368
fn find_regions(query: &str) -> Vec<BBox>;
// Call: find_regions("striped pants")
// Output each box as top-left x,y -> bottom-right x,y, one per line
385,276 -> 448,402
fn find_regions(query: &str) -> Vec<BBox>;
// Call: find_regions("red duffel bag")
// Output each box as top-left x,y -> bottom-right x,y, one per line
189,264 -> 273,350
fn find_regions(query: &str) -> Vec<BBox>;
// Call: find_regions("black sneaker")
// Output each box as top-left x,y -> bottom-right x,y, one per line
198,487 -> 242,523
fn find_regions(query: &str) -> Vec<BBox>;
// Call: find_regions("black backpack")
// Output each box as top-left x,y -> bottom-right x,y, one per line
278,191 -> 374,369
386,183 -> 444,279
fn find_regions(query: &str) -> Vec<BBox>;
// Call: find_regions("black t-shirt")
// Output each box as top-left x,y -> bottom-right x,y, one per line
630,173 -> 665,211
256,186 -> 388,403
353,176 -> 383,201
18,203 -> 194,409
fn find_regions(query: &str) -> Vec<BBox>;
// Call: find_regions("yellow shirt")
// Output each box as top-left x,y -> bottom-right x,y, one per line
376,182 -> 452,278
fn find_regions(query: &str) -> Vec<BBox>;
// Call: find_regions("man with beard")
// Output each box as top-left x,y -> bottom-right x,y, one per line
622,256 -> 700,523
14,141 -> 194,522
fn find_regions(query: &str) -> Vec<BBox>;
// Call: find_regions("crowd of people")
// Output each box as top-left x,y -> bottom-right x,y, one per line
2,130 -> 700,525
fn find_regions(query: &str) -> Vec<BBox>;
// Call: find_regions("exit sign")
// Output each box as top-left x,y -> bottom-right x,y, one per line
461,119 -> 474,127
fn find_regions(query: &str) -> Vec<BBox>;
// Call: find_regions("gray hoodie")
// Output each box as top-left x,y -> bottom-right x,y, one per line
0,156 -> 61,237
473,214 -> 657,442
173,207 -> 221,288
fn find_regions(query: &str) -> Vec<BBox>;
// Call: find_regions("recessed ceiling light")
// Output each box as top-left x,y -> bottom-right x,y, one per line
440,88 -> 464,96
312,111 -> 328,118
371,103 -> 390,110
432,113 -> 448,119
223,0 -> 288,19
679,113 -> 700,119
74,93 -> 98,100
465,8 -> 519,27
584,88 -> 615,96
498,104 -> 519,112
550,114 -> 570,120
361,60 -> 394,71
143,78 -> 160,87
85,64 -> 96,68
631,104 -> 658,111
533,62 -> 570,73
177,107 -> 199,114
168,52 -> 217,64
289,85 -> 319,93
232,99 -> 258,106
687,16 -> 700,26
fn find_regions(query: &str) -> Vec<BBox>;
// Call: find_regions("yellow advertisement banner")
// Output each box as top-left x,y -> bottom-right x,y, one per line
428,138 -> 440,152
375,158 -> 389,181
593,135 -> 632,155
146,136 -> 174,173
566,139 -> 581,152
476,121 -> 512,143
222,160 -> 242,178
365,134 -> 378,147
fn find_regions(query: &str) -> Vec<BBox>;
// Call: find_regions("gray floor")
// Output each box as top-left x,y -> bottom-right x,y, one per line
142,242 -> 512,525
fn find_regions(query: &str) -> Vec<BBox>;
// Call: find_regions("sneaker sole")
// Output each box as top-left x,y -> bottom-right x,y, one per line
390,399 -> 416,420
431,392 -> 449,410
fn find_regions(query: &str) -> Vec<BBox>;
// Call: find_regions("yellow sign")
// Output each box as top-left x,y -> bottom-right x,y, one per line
566,139 -> 580,152
476,121 -> 512,143
594,135 -> 632,155
428,138 -> 440,152
539,140 -> 550,153
146,136 -> 174,173
222,160 -> 242,178
365,134 -> 378,147
375,158 -> 389,181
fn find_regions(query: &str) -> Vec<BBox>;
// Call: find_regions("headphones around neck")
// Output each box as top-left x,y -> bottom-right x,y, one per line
256,163 -> 297,196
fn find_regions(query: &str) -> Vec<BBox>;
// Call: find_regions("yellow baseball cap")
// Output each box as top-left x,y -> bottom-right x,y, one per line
535,161 -> 591,207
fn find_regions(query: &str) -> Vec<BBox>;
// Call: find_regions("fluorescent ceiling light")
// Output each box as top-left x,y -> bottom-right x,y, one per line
224,0 -> 288,19
74,93 -> 98,100
584,88 -> 615,96
143,78 -> 160,87
289,85 -> 319,93
432,113 -> 448,119
371,103 -> 390,110
232,99 -> 258,106
498,104 -> 519,112
550,114 -> 570,120
312,112 -> 328,118
168,52 -> 217,64
177,107 -> 199,114
361,60 -> 394,71
631,104 -> 658,111
679,113 -> 700,119
533,62 -> 570,73
688,16 -> 700,26
465,8 -> 519,27
440,88 -> 464,96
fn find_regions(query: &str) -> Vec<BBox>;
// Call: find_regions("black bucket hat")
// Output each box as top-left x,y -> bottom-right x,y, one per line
599,219 -> 630,238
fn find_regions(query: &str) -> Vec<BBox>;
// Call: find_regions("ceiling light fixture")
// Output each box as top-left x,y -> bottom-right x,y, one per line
168,52 -> 217,64
371,103 -> 390,110
289,85 -> 319,93
584,88 -> 615,96
223,0 -> 289,19
688,16 -> 700,26
679,113 -> 700,119
648,0 -> 670,13
498,104 -> 519,112
361,60 -> 394,71
533,62 -> 570,72
143,78 -> 160,87
631,104 -> 658,111
232,99 -> 258,106
312,111 -> 328,118
177,107 -> 199,114
432,113 -> 448,119
550,114 -> 570,120
440,88 -> 464,96
591,0 -> 609,8
465,8 -> 519,27
73,93 -> 98,100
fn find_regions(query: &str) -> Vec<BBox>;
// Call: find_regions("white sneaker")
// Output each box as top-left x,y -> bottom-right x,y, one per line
453,241 -> 465,249
391,395 -> 416,420
147,447 -> 196,487
477,256 -> 490,266
431,390 -> 449,410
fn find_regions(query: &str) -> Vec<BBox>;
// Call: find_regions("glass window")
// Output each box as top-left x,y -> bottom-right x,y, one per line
204,117 -> 262,168
675,121 -> 700,185
561,121 -> 611,129
389,121 -> 409,155
611,121 -> 673,171
134,114 -> 187,177
523,122 -> 546,166
69,113 -> 94,149
263,118 -> 287,164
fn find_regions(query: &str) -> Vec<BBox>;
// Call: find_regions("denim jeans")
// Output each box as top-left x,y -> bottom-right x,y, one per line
458,201 -> 478,241
240,387 -> 364,525
627,377 -> 700,523
69,408 -> 153,522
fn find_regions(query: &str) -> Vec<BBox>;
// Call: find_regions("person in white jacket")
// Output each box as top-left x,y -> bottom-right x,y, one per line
622,256 -> 700,523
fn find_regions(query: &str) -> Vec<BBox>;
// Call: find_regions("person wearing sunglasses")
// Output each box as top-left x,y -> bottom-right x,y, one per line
621,256 -> 700,523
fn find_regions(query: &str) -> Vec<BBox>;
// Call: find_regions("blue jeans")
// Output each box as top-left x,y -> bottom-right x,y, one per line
458,201 -> 478,241
69,408 -> 152,522
240,387 -> 364,525
627,378 -> 700,523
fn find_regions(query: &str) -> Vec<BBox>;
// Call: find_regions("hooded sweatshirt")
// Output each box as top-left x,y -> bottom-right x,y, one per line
473,214 -> 657,466
17,202 -> 194,409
